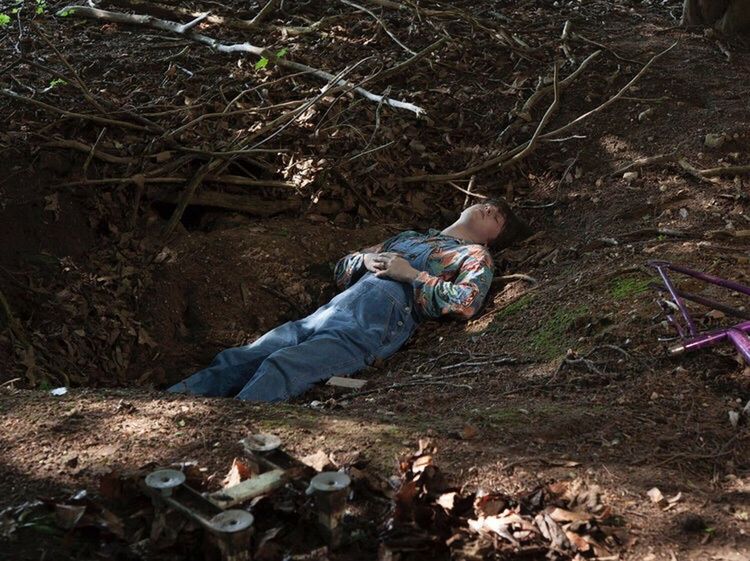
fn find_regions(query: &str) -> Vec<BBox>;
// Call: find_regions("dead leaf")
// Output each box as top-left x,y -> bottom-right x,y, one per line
301,450 -> 333,472
475,492 -> 509,517
468,515 -> 519,546
411,455 -> 433,474
437,492 -> 458,512
54,504 -> 86,529
460,424 -> 479,440
535,512 -> 571,549
154,151 -> 173,163
647,487 -> 665,505
222,458 -> 254,489
548,507 -> 592,523
564,529 -> 591,552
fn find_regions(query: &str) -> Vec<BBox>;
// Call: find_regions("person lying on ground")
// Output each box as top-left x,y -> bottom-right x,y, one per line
167,199 -> 528,402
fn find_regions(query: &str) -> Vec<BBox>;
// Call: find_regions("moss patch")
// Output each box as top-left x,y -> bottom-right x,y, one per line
488,294 -> 535,331
610,275 -> 653,300
530,305 -> 589,360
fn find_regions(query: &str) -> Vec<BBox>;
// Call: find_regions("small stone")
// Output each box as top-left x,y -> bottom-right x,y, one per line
638,108 -> 654,122
679,207 -> 688,219
729,411 -> 740,428
704,133 -> 725,149
623,171 -> 639,182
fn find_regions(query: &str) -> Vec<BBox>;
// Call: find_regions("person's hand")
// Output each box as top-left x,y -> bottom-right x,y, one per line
363,252 -> 394,273
370,253 -> 419,283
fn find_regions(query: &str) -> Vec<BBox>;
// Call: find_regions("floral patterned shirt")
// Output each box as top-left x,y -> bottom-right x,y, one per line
333,229 -> 494,320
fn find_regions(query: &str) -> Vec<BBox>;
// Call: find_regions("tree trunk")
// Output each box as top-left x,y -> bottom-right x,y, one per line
682,0 -> 750,33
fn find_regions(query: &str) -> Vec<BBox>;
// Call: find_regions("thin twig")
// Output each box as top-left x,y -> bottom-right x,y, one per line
1,88 -> 153,131
57,5 -> 426,116
403,42 -> 677,183
344,379 -> 474,399
340,0 -> 416,54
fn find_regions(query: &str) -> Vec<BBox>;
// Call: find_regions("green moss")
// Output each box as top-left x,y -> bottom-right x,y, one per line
474,403 -> 608,430
488,294 -> 535,331
530,305 -> 589,360
610,276 -> 653,300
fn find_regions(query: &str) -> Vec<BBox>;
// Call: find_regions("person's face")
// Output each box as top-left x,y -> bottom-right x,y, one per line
464,203 -> 506,244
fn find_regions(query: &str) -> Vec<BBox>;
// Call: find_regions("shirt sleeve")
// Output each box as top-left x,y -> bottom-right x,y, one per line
333,241 -> 386,290
333,231 -> 421,290
410,246 -> 494,320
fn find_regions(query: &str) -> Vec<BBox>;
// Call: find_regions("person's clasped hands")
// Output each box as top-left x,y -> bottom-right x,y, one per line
363,252 -> 419,282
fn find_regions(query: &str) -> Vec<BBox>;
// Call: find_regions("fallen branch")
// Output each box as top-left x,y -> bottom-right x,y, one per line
164,158 -> 224,236
250,0 -> 280,26
149,188 -> 302,216
56,175 -> 296,189
677,158 -> 716,183
495,274 -> 539,285
402,42 -> 677,183
165,99 -> 306,139
1,88 -> 153,131
343,379 -> 474,399
693,163 -> 750,178
620,228 -> 689,240
340,0 -> 416,55
498,50 -> 601,145
56,5 -> 426,116
608,152 -> 676,177
43,139 -> 134,164
448,180 -> 487,200
364,36 -> 448,86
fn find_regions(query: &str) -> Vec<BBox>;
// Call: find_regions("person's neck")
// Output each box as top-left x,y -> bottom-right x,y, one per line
440,221 -> 479,244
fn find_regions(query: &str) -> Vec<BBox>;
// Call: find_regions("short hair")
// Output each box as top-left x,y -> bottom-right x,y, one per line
484,198 -> 532,250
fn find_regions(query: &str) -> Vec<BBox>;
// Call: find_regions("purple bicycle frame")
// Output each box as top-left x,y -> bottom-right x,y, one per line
648,261 -> 750,365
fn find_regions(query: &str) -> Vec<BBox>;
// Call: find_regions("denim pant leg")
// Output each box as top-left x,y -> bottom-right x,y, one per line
234,332 -> 370,402
166,320 -> 304,397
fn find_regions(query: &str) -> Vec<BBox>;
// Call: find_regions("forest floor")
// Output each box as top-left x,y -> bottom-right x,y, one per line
1,0 -> 749,560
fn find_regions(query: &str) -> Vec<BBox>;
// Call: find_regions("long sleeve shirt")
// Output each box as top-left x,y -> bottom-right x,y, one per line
333,229 -> 494,320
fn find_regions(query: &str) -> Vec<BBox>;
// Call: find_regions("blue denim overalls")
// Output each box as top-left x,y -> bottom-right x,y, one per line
168,236 -> 434,401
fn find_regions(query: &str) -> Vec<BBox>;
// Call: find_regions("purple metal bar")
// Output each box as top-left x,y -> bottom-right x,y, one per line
669,320 -> 750,355
663,262 -> 750,298
665,312 -> 686,339
727,329 -> 750,365
652,263 -> 698,337
649,261 -> 750,366
649,282 -> 750,321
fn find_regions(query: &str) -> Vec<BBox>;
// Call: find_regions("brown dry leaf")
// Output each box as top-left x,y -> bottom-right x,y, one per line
460,424 -> 479,440
548,507 -> 592,523
647,487 -> 665,505
667,491 -> 683,504
437,492 -> 458,512
222,458 -> 254,489
154,151 -> 173,163
412,455 -> 433,474
564,529 -> 591,552
54,504 -> 86,530
475,492 -> 509,517
535,513 -> 571,550
301,450 -> 333,472
416,438 -> 435,456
